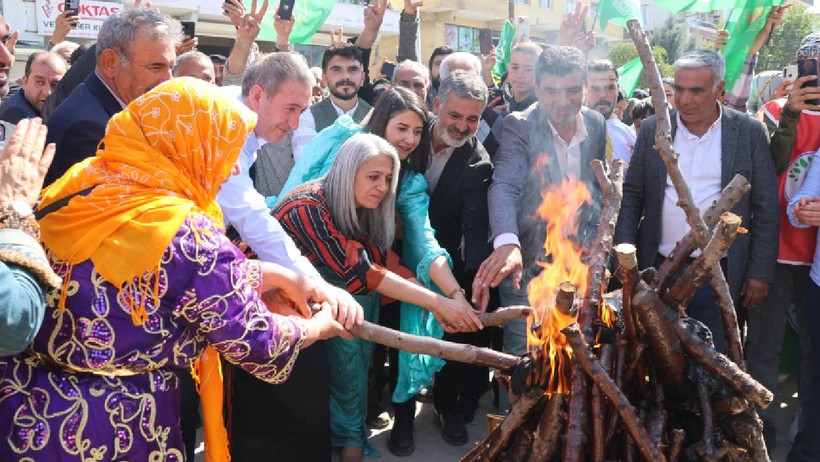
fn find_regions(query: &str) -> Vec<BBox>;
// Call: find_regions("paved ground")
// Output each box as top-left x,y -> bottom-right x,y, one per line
194,375 -> 800,461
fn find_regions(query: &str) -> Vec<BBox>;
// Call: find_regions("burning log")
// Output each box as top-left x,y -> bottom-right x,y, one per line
555,281 -> 577,316
615,243 -> 640,342
665,213 -> 742,309
460,388 -> 544,462
632,284 -> 773,409
562,322 -> 666,462
526,393 -> 567,462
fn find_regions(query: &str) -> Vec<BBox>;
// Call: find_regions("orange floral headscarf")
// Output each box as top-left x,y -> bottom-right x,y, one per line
39,77 -> 257,291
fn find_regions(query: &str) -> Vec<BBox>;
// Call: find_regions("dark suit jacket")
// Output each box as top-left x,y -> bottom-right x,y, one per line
42,43 -> 97,121
613,107 -> 779,300
427,135 -> 494,283
0,90 -> 37,124
488,104 -> 607,286
44,72 -> 122,186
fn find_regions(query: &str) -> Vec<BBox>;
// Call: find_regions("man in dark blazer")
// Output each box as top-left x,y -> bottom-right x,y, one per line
44,8 -> 179,186
614,50 -> 778,355
425,70 -> 493,449
0,51 -> 66,125
476,46 -> 607,412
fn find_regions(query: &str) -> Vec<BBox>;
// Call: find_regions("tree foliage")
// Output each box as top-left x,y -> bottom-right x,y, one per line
758,2 -> 820,73
608,42 -> 674,89
649,17 -> 697,65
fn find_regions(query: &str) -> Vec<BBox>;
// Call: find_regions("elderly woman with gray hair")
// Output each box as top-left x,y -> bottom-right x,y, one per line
273,133 -> 482,462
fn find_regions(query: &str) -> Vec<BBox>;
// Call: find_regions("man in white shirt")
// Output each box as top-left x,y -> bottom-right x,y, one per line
217,52 -> 360,317
291,44 -> 372,161
614,49 -> 778,356
585,59 -> 636,163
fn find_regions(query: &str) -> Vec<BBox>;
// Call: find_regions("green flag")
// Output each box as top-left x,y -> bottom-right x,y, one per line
652,0 -> 781,14
722,2 -> 783,89
618,57 -> 644,97
255,0 -> 335,44
597,0 -> 642,30
492,19 -> 516,84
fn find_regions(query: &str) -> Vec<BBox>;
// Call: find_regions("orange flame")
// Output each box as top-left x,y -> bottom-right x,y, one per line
526,178 -> 591,394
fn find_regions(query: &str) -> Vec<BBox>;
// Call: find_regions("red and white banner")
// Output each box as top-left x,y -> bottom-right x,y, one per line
35,0 -> 123,39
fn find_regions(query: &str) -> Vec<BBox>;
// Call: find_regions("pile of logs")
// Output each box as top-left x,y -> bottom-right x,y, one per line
455,20 -> 773,462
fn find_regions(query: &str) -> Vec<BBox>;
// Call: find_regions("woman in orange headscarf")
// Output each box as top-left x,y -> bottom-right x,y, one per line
0,77 -> 348,461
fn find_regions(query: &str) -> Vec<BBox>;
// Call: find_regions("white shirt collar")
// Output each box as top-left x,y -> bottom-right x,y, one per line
95,71 -> 127,109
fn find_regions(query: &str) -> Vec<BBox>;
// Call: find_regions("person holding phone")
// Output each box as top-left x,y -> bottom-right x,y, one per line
757,32 -> 820,458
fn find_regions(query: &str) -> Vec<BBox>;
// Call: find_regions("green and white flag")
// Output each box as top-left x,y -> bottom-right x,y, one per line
598,0 -> 642,30
492,19 -> 517,84
256,0 -> 335,44
618,57 -> 644,97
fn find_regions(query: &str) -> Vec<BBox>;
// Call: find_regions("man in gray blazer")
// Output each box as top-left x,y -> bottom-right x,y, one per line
474,47 -> 607,410
614,50 -> 778,356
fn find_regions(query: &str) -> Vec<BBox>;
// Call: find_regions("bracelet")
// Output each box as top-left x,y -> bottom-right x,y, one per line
448,287 -> 466,298
0,204 -> 40,241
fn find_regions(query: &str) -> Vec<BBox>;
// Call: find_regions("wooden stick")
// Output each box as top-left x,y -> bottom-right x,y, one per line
563,322 -> 666,462
592,345 -> 615,462
507,429 -> 534,461
460,388 -> 544,462
665,213 -> 741,308
615,243 -> 640,343
631,287 -> 773,409
348,321 -> 521,371
667,429 -> 685,462
480,306 -> 533,327
556,281 -> 577,316
697,383 -> 718,462
526,393 -> 567,462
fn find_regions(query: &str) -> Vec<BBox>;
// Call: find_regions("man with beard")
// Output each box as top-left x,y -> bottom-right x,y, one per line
292,44 -> 372,161
44,8 -> 180,185
474,47 -> 606,410
585,59 -> 636,163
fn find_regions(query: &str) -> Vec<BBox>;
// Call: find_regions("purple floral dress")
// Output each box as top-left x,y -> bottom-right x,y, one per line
0,214 -> 306,461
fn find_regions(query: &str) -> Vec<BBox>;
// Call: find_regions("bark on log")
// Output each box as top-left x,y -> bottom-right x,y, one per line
526,393 -> 567,462
506,429 -> 534,461
697,383 -> 718,462
632,282 -> 687,397
562,322 -> 666,462
556,281 -> 577,316
631,286 -> 773,409
665,213 -> 741,308
656,175 -> 751,294
731,408 -> 771,462
460,388 -> 544,462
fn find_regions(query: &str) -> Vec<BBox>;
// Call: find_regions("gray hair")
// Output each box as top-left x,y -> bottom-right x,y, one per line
391,59 -> 430,85
322,133 -> 400,251
241,52 -> 315,98
50,41 -> 80,60
438,70 -> 488,110
440,52 -> 482,81
173,50 -> 210,76
674,49 -> 725,90
96,8 -> 181,63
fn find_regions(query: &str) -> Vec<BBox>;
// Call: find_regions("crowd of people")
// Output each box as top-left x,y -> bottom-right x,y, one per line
0,0 -> 819,461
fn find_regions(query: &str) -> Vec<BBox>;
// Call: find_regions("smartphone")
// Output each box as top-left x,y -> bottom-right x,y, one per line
479,28 -> 493,55
381,62 -> 396,78
784,64 -> 798,92
798,58 -> 819,105
64,0 -> 79,19
488,87 -> 504,103
278,0 -> 295,20
180,21 -> 195,40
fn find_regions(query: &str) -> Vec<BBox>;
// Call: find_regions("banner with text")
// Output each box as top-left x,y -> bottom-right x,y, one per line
35,0 -> 122,39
